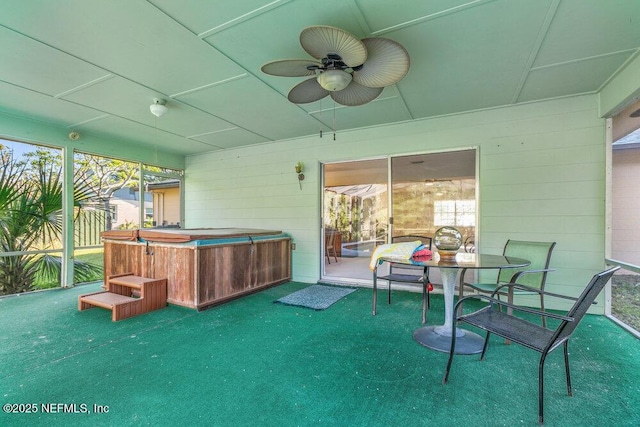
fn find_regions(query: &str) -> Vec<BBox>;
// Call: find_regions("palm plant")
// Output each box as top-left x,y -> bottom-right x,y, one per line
0,150 -> 103,295
0,152 -> 33,294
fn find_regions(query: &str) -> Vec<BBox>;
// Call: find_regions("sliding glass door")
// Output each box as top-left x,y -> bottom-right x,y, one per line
322,149 -> 477,284
390,150 -> 476,285
323,159 -> 388,281
391,150 -> 476,246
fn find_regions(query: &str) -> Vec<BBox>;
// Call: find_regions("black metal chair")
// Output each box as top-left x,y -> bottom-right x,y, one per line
443,266 -> 619,424
375,235 -> 432,324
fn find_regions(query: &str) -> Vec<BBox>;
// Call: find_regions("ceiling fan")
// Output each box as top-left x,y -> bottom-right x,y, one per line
261,25 -> 410,107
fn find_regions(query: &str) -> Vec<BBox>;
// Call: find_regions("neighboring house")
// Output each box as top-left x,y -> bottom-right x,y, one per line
107,181 -> 180,230
612,126 -> 640,268
146,179 -> 181,228
110,187 -> 152,230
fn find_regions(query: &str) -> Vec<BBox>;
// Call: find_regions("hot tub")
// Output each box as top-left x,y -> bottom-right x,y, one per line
101,228 -> 291,310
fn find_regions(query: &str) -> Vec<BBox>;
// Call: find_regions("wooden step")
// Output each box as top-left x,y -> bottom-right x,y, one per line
107,275 -> 165,300
79,274 -> 168,321
80,291 -> 137,310
109,275 -> 152,290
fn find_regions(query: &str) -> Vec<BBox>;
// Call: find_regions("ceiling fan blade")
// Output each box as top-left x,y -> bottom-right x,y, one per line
288,77 -> 330,104
300,26 -> 367,68
261,59 -> 322,77
352,38 -> 410,88
330,81 -> 383,106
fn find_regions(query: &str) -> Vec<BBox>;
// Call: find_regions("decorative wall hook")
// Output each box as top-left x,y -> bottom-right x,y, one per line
295,161 -> 304,190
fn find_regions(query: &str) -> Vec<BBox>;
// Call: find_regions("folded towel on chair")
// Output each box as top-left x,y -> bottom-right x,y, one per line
411,248 -> 433,259
369,241 -> 422,271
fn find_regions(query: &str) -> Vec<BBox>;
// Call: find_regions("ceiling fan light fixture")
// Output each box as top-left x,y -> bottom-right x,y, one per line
150,98 -> 168,118
317,69 -> 352,91
262,25 -> 409,106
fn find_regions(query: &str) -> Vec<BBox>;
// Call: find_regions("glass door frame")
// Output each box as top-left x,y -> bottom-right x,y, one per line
321,148 -> 479,283
321,156 -> 389,280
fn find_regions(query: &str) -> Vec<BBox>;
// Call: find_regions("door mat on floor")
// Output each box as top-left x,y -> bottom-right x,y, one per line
276,285 -> 357,310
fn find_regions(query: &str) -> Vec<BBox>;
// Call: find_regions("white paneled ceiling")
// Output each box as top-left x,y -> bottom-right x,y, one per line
0,0 -> 639,156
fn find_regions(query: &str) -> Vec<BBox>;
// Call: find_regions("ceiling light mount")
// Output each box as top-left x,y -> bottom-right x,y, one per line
317,69 -> 352,91
150,98 -> 168,118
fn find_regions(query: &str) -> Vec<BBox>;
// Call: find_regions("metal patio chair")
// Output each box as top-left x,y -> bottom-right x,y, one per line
443,266 -> 620,424
376,235 -> 433,324
459,240 -> 556,327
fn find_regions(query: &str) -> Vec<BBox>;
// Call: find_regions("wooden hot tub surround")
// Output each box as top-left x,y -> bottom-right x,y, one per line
101,228 -> 292,310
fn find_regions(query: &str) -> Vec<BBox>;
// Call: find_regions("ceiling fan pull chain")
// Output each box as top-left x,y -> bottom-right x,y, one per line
333,100 -> 337,141
319,99 -> 323,138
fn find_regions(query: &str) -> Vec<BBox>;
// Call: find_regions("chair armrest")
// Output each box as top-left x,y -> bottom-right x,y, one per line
461,268 -> 555,288
492,282 -> 544,296
508,268 -> 555,283
492,282 -> 589,303
454,294 -> 575,322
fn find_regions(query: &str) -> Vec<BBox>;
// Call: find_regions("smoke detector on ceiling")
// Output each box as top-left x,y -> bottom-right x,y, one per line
68,131 -> 80,140
150,98 -> 168,117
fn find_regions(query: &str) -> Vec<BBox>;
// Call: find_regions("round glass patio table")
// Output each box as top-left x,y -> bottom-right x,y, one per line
373,252 -> 530,355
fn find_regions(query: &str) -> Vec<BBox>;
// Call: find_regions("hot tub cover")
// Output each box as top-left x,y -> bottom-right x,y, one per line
100,229 -> 139,241
102,228 -> 284,244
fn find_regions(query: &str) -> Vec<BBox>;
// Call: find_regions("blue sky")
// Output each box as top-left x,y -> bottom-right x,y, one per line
1,138 -> 60,162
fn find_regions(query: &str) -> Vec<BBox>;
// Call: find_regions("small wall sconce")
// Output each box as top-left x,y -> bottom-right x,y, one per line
295,161 -> 304,190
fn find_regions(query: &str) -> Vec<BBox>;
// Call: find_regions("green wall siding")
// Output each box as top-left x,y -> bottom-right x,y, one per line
185,94 -> 607,312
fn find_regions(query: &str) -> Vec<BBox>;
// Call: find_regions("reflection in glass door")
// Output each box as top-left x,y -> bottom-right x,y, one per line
391,150 -> 476,285
323,159 -> 388,281
391,150 -> 476,245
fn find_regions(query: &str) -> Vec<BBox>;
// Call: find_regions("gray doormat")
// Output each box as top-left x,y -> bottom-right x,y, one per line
276,285 -> 357,310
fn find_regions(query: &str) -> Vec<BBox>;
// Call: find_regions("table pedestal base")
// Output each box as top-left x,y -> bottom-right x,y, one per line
413,326 -> 485,355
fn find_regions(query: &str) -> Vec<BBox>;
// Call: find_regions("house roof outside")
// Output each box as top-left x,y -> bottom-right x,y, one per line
614,128 -> 640,150
146,179 -> 180,190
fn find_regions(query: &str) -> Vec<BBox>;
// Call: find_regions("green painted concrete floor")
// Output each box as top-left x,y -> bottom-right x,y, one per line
1,281 -> 639,426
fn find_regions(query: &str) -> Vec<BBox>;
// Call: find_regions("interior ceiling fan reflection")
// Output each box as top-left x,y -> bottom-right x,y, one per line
261,25 -> 410,107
